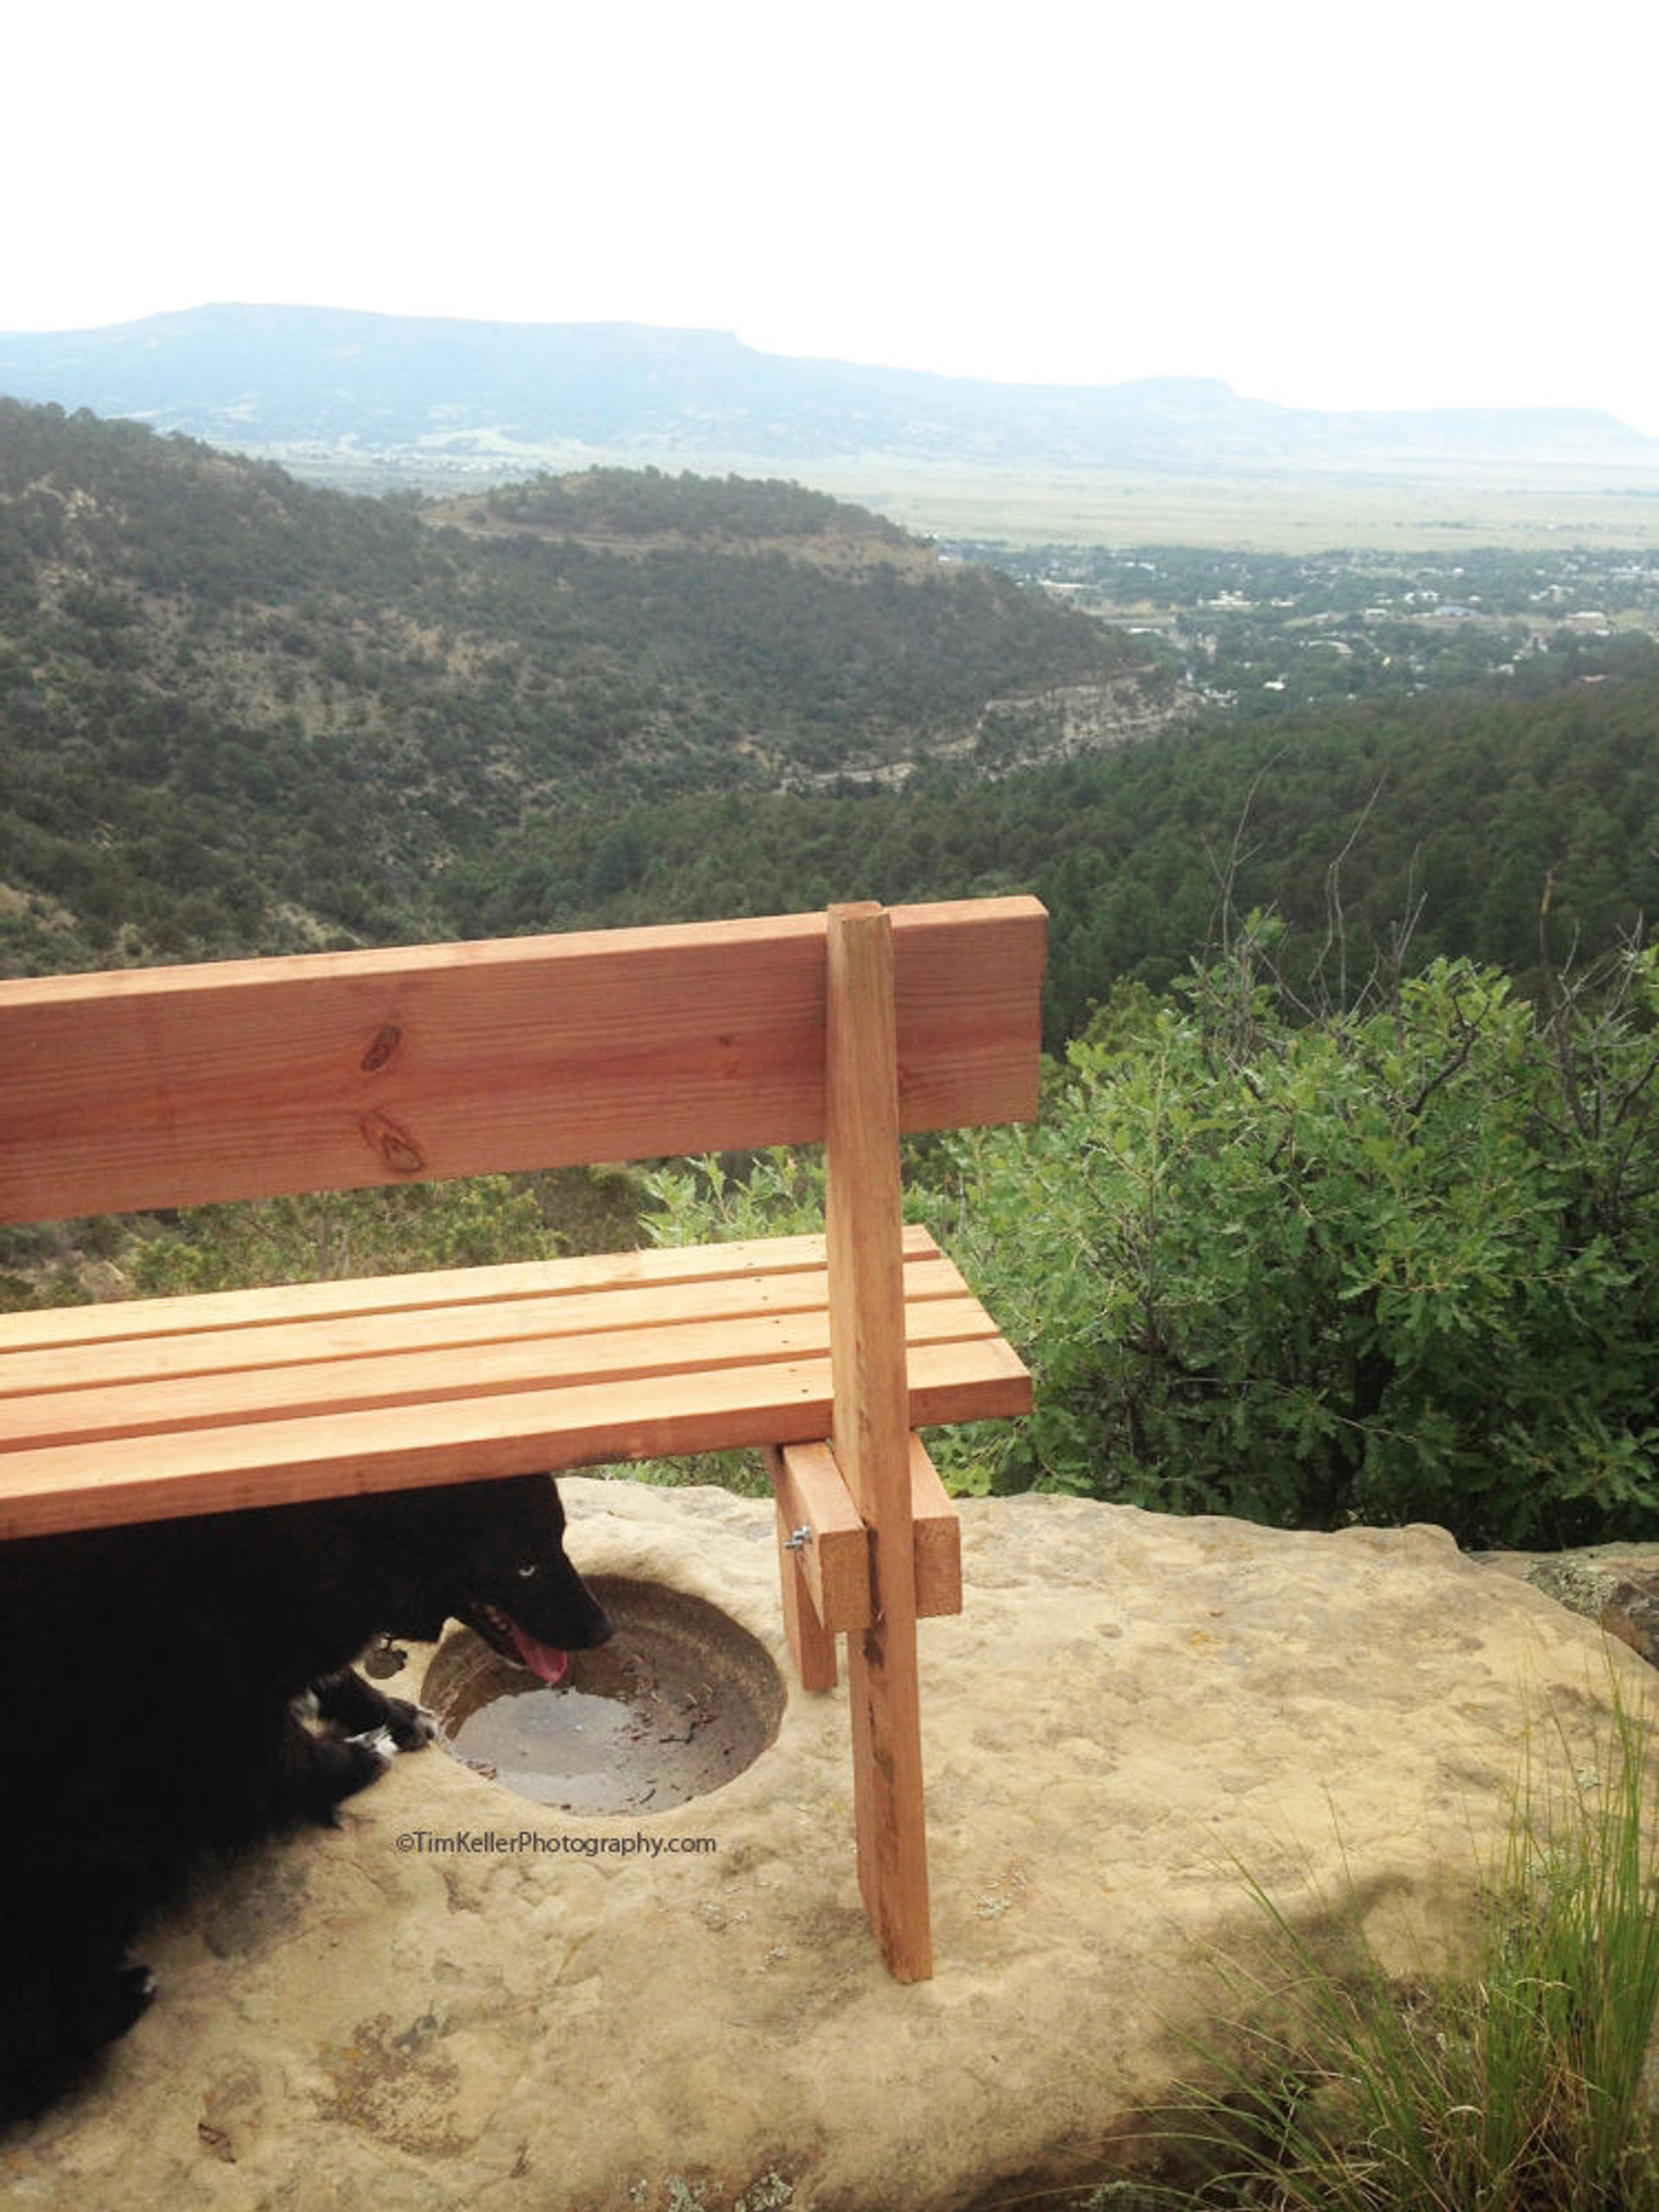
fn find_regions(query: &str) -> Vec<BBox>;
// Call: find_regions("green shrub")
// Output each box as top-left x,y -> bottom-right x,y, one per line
645,938 -> 1659,1546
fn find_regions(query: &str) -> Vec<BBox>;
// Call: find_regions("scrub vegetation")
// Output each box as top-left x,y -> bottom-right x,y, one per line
1081,1686 -> 1659,2211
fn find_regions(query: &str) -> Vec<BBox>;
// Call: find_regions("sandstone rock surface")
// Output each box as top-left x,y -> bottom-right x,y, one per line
3,1479 -> 1650,2211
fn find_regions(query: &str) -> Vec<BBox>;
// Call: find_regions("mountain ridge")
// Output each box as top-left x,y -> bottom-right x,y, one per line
3,304 -> 1652,483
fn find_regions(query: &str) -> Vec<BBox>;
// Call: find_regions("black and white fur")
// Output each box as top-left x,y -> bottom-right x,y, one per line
0,1473 -> 610,2124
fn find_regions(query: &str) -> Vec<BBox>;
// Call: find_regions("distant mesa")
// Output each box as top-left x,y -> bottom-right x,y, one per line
1,304 -> 1654,486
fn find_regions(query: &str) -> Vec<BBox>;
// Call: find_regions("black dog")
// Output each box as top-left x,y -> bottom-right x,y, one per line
0,1473 -> 610,2124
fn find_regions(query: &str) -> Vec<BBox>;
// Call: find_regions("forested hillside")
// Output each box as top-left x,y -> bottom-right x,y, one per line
441,674 -> 1659,1046
4,394 -> 1657,1027
0,401 -> 1149,971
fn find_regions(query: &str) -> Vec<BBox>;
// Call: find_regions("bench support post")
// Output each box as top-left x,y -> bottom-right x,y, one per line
823,902 -> 931,1983
769,1462 -> 841,1694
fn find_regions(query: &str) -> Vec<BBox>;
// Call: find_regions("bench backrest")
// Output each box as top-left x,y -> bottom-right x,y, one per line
0,898 -> 1046,1224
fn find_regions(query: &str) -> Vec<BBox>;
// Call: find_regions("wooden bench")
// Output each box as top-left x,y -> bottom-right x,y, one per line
0,896 -> 1046,1980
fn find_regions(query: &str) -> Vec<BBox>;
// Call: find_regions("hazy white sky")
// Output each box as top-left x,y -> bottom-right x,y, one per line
9,0 -> 1657,433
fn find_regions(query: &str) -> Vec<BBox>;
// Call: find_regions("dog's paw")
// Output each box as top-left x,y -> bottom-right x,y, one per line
345,1725 -> 397,1775
383,1697 -> 440,1751
305,1727 -> 397,1818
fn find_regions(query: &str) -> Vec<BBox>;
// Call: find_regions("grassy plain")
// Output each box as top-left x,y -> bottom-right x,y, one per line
799,461 -> 1659,552
273,442 -> 1659,555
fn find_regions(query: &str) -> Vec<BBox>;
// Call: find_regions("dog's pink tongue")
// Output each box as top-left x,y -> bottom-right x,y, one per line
508,1621 -> 569,1685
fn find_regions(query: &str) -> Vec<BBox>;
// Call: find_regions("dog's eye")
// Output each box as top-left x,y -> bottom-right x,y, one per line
516,1563 -> 539,1580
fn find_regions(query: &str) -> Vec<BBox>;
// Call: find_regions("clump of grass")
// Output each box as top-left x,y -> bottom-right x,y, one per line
1119,1681 -> 1659,2211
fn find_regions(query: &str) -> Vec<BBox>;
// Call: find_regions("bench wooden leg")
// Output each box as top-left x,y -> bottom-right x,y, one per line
844,1551 -> 931,1981
766,1449 -> 840,1694
823,902 -> 932,1982
766,1429 -> 932,1980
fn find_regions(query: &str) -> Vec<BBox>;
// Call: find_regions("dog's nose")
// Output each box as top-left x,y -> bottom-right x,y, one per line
581,1598 -> 613,1649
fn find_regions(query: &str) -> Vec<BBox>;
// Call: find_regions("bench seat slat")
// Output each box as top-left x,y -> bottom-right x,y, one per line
0,1229 -> 875,1353
0,1296 -> 1004,1451
0,1252 -> 971,1396
0,1338 -> 1032,1540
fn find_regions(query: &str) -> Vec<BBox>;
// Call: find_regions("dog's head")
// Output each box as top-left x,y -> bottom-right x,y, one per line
369,1474 -> 612,1683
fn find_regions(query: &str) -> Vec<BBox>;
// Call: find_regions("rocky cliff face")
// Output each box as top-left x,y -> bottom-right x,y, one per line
5,1479 -> 1649,2210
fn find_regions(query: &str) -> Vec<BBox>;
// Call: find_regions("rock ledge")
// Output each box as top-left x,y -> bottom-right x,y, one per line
3,1480 -> 1649,2211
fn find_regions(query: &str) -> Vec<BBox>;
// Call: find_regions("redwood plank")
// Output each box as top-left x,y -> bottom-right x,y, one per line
825,903 -> 932,1985
765,1449 -> 841,1694
0,900 -> 1046,1222
767,1435 -> 963,1635
0,1254 -> 973,1398
0,1297 -> 1001,1450
0,1226 -> 946,1353
0,1336 -> 1031,1539
908,1435 -> 963,1620
767,1439 -> 871,1637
